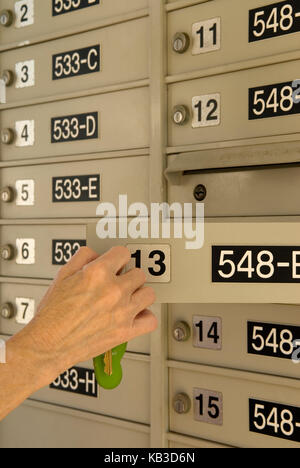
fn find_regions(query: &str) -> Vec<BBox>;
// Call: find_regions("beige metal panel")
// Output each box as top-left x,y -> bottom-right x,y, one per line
168,164 -> 300,217
0,400 -> 150,448
0,281 -> 150,354
168,60 -> 300,148
169,363 -> 300,447
0,155 -> 149,219
0,18 -> 149,106
168,0 -> 300,76
169,303 -> 300,379
0,89 -> 149,161
168,434 -> 230,448
87,218 -> 300,304
0,0 -> 148,51
0,224 -> 86,279
31,355 -> 150,425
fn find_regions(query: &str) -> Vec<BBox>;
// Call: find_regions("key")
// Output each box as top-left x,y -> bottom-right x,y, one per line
94,342 -> 127,390
104,350 -> 113,376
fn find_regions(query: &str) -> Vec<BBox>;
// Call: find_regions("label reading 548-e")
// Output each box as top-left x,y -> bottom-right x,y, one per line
51,112 -> 98,143
250,399 -> 300,443
50,367 -> 98,398
212,246 -> 300,283
52,45 -> 100,80
52,0 -> 100,16
52,175 -> 100,202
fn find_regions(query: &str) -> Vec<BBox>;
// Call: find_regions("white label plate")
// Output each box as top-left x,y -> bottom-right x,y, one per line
16,238 -> 35,264
15,60 -> 35,88
15,180 -> 35,206
192,94 -> 221,128
193,316 -> 222,350
193,388 -> 223,425
15,120 -> 35,147
192,17 -> 221,55
126,244 -> 171,283
15,0 -> 34,28
15,297 -> 35,324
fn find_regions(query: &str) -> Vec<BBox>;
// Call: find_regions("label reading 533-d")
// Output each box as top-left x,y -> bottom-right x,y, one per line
52,45 -> 100,80
50,367 -> 98,398
52,0 -> 100,16
249,399 -> 300,443
212,246 -> 300,283
249,0 -> 300,42
51,112 -> 98,143
52,175 -> 100,203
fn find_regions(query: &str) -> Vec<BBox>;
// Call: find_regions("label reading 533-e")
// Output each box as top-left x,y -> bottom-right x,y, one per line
52,0 -> 100,16
249,399 -> 300,443
248,322 -> 300,360
52,45 -> 100,80
50,367 -> 98,398
52,175 -> 100,203
52,240 -> 86,265
212,246 -> 300,283
51,112 -> 98,143
249,1 -> 300,42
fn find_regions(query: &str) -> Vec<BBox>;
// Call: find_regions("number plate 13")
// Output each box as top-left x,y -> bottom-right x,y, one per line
127,245 -> 171,283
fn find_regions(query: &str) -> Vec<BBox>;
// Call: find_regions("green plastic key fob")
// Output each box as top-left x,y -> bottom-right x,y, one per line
93,342 -> 127,390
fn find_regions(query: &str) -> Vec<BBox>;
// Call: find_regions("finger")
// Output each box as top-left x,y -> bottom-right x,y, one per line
118,268 -> 147,294
131,310 -> 158,336
130,287 -> 156,315
57,247 -> 99,280
96,246 -> 131,274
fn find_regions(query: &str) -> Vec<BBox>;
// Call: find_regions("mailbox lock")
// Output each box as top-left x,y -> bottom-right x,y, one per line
173,393 -> 191,414
0,10 -> 14,27
173,321 -> 191,342
1,70 -> 15,87
1,128 -> 15,145
172,105 -> 190,126
172,32 -> 190,54
0,303 -> 14,319
194,184 -> 207,202
0,186 -> 14,203
0,245 -> 15,261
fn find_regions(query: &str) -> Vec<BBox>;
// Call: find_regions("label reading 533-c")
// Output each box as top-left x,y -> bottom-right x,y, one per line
249,399 -> 300,443
249,1 -> 300,42
212,246 -> 300,283
52,175 -> 100,203
52,45 -> 100,80
52,0 -> 100,16
51,112 -> 98,143
50,367 -> 98,398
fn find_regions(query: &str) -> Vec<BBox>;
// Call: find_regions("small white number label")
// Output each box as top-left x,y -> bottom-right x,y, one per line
15,180 -> 35,206
15,298 -> 35,324
192,94 -> 221,128
192,17 -> 221,55
127,245 -> 171,283
15,60 -> 35,89
194,388 -> 223,425
16,239 -> 35,265
15,120 -> 35,147
193,316 -> 222,350
15,0 -> 34,28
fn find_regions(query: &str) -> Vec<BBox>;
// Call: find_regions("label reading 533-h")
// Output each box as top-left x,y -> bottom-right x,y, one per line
52,175 -> 100,203
212,246 -> 300,283
249,399 -> 300,443
50,367 -> 98,398
51,112 -> 98,143
52,0 -> 100,16
249,0 -> 300,42
52,45 -> 100,80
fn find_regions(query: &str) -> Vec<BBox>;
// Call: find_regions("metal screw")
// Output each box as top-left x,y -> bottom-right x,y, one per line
0,10 -> 14,27
172,32 -> 190,54
194,184 -> 207,202
0,245 -> 15,261
173,393 -> 191,414
172,105 -> 190,126
1,70 -> 14,87
1,128 -> 15,145
0,303 -> 14,319
0,186 -> 14,203
173,321 -> 191,342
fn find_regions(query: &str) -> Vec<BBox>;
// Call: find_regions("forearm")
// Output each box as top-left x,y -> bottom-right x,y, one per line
0,332 -> 56,421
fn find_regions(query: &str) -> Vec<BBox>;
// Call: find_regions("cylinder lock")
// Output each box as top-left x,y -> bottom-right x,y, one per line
173,321 -> 191,342
172,105 -> 190,126
172,32 -> 190,54
1,70 -> 15,87
173,393 -> 191,414
0,186 -> 14,203
1,128 -> 15,145
0,10 -> 14,27
0,245 -> 15,261
194,184 -> 207,202
0,303 -> 14,319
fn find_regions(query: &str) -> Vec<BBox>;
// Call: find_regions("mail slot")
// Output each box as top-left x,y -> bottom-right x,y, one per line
170,363 -> 300,447
0,17 -> 149,106
0,281 -> 151,354
168,0 -> 300,77
31,354 -> 150,424
0,88 -> 149,161
0,400 -> 150,448
0,0 -> 148,52
167,159 -> 300,217
168,59 -> 300,148
169,303 -> 300,379
0,155 -> 149,219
